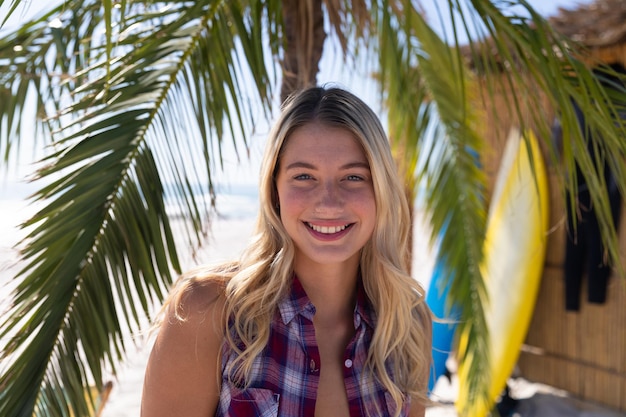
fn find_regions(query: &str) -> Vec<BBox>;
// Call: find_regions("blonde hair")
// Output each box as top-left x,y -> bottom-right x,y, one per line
167,86 -> 431,415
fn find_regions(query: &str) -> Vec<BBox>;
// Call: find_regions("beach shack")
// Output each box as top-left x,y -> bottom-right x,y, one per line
469,0 -> 626,411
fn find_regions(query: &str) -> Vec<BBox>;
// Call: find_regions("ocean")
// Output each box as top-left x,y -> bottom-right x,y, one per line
0,181 -> 261,260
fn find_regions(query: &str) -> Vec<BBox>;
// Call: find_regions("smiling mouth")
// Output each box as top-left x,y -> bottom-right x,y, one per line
306,222 -> 352,234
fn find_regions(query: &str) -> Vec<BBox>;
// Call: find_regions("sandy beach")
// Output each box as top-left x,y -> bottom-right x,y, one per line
1,195 -> 624,416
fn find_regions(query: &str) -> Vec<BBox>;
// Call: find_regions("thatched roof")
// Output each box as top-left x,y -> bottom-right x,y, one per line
459,0 -> 626,73
550,0 -> 626,47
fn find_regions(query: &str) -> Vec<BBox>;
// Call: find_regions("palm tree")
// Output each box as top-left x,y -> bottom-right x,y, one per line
0,1 -> 624,416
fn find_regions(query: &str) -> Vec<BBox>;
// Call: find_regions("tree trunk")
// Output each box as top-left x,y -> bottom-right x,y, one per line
280,0 -> 326,103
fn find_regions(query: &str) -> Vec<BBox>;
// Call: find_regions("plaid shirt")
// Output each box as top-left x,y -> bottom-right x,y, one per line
216,277 -> 409,417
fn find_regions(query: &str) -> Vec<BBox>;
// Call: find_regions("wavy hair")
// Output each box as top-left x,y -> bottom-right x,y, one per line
167,86 -> 431,415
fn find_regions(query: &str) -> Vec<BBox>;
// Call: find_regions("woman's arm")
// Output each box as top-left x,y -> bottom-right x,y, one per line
141,282 -> 225,417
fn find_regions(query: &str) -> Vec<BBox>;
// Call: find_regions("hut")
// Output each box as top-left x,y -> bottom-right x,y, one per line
472,0 -> 626,411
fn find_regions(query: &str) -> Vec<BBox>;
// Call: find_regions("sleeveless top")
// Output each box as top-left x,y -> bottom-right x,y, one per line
215,277 -> 410,417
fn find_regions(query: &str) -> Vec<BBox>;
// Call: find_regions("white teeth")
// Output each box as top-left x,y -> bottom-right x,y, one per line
307,223 -> 348,234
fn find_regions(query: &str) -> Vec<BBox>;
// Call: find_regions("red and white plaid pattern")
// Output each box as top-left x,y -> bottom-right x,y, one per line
216,277 -> 409,417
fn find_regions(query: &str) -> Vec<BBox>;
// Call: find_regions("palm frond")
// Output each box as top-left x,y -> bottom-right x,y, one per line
378,3 -> 490,412
0,0 -> 23,27
0,1 -> 275,416
376,6 -> 429,195
0,1 -> 116,168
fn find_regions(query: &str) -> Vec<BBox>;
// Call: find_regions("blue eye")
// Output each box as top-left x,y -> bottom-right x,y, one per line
347,175 -> 364,181
294,174 -> 313,180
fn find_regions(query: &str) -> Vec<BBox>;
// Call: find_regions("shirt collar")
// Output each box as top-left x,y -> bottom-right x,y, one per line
278,274 -> 376,329
278,275 -> 316,324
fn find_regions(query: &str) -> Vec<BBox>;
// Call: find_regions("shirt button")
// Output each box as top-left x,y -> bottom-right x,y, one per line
344,359 -> 353,368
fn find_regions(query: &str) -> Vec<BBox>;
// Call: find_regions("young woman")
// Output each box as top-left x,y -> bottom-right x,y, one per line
141,86 -> 432,417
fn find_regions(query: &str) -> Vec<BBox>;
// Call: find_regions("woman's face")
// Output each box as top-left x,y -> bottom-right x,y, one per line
275,123 -> 376,271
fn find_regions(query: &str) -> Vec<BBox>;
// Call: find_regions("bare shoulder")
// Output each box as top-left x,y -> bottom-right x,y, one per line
174,277 -> 227,322
141,278 -> 227,417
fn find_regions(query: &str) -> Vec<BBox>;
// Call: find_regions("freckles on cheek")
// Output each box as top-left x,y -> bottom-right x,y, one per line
276,189 -> 299,220
281,188 -> 307,207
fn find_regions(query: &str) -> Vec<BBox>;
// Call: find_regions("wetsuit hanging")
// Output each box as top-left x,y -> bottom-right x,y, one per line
561,63 -> 625,312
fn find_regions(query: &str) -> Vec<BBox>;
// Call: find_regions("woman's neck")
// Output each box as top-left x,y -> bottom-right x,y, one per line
294,258 -> 359,324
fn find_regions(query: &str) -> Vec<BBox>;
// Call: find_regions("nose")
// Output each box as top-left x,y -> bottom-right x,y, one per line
315,181 -> 344,213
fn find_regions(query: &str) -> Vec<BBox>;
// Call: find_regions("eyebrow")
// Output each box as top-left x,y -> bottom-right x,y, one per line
284,161 -> 370,170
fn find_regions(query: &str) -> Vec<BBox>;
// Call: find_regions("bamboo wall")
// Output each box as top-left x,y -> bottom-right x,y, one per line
476,73 -> 626,411
517,195 -> 626,410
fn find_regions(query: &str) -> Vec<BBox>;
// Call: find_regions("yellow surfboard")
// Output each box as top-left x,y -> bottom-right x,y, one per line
456,128 -> 550,416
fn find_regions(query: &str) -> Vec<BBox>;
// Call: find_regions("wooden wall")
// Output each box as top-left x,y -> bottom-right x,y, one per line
476,73 -> 626,411
516,165 -> 626,411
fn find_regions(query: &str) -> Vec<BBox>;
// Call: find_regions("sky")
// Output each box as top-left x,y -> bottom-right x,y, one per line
0,0 -> 596,189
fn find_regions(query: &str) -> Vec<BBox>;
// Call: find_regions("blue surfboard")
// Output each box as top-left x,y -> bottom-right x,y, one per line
426,250 -> 459,392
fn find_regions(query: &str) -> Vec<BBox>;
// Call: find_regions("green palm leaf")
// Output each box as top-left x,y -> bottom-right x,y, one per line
0,1 -> 23,26
0,1 -> 275,416
377,3 -> 490,411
